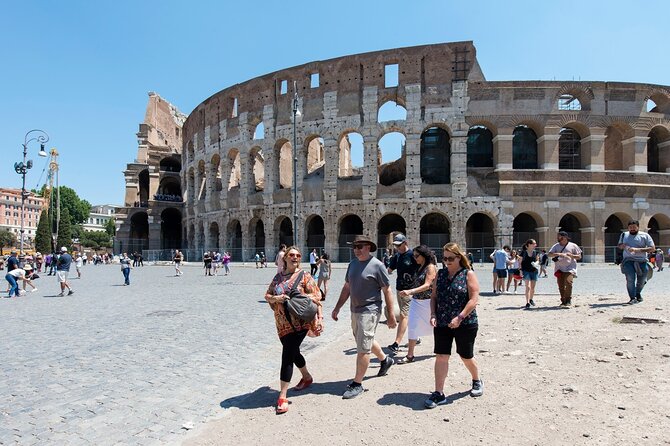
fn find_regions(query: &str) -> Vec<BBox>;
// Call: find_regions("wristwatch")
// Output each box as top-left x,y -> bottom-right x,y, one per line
457,313 -> 465,322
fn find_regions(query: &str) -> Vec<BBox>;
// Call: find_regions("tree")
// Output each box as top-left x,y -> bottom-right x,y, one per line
105,218 -> 116,236
56,208 -> 73,250
58,186 -> 92,225
80,230 -> 112,249
35,210 -> 52,254
0,230 -> 17,255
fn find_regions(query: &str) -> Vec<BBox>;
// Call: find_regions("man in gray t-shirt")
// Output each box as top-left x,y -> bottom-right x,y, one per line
617,220 -> 655,304
332,235 -> 397,400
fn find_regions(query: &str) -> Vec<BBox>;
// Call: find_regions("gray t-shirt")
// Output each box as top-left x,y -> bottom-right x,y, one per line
619,231 -> 654,262
345,256 -> 390,314
548,242 -> 582,274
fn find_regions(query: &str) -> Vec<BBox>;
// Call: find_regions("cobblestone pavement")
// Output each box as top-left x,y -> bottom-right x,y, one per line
0,262 -> 666,445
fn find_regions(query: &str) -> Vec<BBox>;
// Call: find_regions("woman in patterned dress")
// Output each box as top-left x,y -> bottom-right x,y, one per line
264,246 -> 323,414
424,242 -> 483,409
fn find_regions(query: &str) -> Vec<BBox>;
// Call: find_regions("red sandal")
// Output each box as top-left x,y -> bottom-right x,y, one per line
293,377 -> 313,391
276,398 -> 289,414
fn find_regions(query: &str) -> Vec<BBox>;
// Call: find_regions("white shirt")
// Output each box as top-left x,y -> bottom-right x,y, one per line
76,257 -> 83,268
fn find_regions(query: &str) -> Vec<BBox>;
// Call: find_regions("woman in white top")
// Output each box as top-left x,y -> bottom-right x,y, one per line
316,252 -> 331,300
5,266 -> 36,297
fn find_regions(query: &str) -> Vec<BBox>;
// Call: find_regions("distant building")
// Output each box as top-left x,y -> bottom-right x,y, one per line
0,187 -> 47,246
83,205 -> 119,232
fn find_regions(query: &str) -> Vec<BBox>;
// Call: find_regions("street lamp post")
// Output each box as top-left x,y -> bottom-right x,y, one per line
14,130 -> 49,255
291,81 -> 300,249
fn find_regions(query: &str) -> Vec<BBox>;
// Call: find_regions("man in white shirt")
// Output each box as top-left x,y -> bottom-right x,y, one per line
309,249 -> 319,276
549,231 -> 582,307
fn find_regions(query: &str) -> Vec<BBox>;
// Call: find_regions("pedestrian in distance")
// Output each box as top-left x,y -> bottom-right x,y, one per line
506,249 -> 521,294
491,245 -> 511,294
539,249 -> 549,278
222,251 -> 231,275
424,242 -> 483,409
655,249 -> 664,272
212,252 -> 221,276
331,235 -> 397,400
75,253 -> 83,278
309,248 -> 319,276
203,251 -> 213,276
254,252 -> 261,268
549,231 -> 582,307
386,233 -> 418,355
316,252 -> 331,301
275,244 -> 287,275
120,252 -> 132,285
56,247 -> 74,297
396,245 -> 437,365
617,220 -> 655,304
173,250 -> 183,276
264,246 -> 323,414
520,239 -> 541,309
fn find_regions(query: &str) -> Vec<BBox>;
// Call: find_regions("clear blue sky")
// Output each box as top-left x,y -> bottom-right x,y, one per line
2,0 -> 669,205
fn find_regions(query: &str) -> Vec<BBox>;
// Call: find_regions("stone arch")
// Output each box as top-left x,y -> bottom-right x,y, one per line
138,169 -> 150,205
378,131 -> 406,186
197,221 -> 205,251
129,211 -> 149,253
647,126 -> 670,173
555,86 -> 594,111
420,126 -> 451,184
647,213 -> 670,248
159,155 -> 181,173
227,149 -> 241,190
253,122 -> 265,140
197,160 -> 206,199
249,146 -> 265,192
378,100 -> 407,122
338,214 -> 364,262
513,212 -> 540,247
249,218 -> 266,254
209,222 -> 220,250
558,126 -> 584,169
513,125 -> 538,169
465,213 -> 495,261
558,212 -> 590,247
157,176 -> 182,197
210,154 -> 222,193
275,139 -> 293,189
377,213 -> 406,255
419,212 -> 451,254
226,219 -> 243,261
645,90 -> 670,114
275,215 -> 294,247
338,131 -> 364,178
305,214 -> 325,251
186,140 -> 194,163
305,135 -> 325,175
467,125 -> 493,168
604,213 -> 631,262
160,208 -> 182,250
604,124 -> 633,171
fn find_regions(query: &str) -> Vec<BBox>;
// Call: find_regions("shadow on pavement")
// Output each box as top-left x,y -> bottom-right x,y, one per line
220,379 -> 352,410
377,390 -> 470,410
589,302 -> 628,308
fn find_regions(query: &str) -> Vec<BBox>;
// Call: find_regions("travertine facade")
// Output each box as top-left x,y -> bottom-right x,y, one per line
177,42 -> 669,262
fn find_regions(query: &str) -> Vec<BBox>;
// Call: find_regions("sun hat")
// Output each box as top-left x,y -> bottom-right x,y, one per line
23,264 -> 33,271
347,235 -> 377,252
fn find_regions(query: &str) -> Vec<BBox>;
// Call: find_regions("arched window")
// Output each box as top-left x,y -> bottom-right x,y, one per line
420,127 -> 450,184
339,132 -> 364,178
378,132 -> 405,186
558,94 -> 581,111
512,126 -> 538,169
378,101 -> 407,122
253,122 -> 265,140
306,137 -> 325,175
559,127 -> 582,169
467,126 -> 493,168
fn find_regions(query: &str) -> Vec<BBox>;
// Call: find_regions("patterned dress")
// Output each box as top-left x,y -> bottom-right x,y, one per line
434,268 -> 478,328
267,270 -> 321,338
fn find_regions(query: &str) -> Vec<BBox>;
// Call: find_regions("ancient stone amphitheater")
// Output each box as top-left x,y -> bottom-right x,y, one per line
117,42 -> 670,262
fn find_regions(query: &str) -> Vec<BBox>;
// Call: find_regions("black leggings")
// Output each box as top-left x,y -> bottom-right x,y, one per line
280,329 -> 308,382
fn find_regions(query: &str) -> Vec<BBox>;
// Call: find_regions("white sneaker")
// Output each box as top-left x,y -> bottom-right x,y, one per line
31,288 -> 38,293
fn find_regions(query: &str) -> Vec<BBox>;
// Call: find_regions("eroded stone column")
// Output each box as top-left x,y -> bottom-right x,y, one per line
493,132 -> 513,170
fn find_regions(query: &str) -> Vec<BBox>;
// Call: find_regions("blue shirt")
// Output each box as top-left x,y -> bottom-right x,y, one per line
493,249 -> 509,270
7,256 -> 19,271
57,253 -> 73,271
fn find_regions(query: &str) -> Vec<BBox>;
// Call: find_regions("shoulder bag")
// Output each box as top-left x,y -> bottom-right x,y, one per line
284,271 -> 318,330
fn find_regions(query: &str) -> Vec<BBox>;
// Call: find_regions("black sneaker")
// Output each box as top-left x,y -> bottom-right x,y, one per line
627,299 -> 637,305
529,299 -> 536,307
386,343 -> 399,355
67,290 -> 74,296
424,391 -> 447,409
377,355 -> 393,377
471,380 -> 484,397
342,383 -> 365,399
525,303 -> 530,309
416,338 -> 422,345
636,296 -> 643,303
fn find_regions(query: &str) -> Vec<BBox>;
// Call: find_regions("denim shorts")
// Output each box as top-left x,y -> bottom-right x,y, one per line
523,270 -> 539,281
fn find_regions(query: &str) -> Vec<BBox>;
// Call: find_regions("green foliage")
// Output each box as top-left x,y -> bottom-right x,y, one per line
35,210 -> 52,253
105,218 -> 116,236
58,186 -> 92,225
80,230 -> 112,249
71,224 -> 83,240
0,230 -> 17,255
56,208 -> 73,250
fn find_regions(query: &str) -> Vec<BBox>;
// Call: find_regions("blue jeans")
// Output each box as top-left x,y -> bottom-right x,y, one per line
5,274 -> 19,297
622,260 -> 648,299
122,267 -> 130,285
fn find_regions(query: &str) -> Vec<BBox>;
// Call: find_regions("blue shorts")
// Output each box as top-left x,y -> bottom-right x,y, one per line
495,269 -> 508,278
523,270 -> 538,281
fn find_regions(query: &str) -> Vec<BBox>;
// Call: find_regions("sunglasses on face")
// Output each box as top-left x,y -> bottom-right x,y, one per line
287,253 -> 301,259
443,255 -> 459,262
352,244 -> 367,250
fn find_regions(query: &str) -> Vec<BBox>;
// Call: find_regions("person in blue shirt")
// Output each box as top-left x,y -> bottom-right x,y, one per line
7,251 -> 20,272
617,220 -> 655,304
492,245 -> 511,294
56,247 -> 74,297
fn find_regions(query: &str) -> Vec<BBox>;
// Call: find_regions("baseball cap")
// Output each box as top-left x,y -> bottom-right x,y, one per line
60,247 -> 68,252
392,234 -> 407,246
557,231 -> 570,239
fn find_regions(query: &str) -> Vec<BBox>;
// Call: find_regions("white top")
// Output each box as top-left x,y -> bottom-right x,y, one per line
76,257 -> 83,267
8,269 -> 26,279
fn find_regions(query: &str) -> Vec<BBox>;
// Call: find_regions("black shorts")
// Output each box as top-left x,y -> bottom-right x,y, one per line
434,324 -> 478,359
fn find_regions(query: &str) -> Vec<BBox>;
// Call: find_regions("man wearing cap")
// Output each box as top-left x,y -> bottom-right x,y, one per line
548,231 -> 582,307
617,220 -> 655,304
332,235 -> 397,399
386,233 -> 418,354
56,247 -> 74,297
7,251 -> 19,272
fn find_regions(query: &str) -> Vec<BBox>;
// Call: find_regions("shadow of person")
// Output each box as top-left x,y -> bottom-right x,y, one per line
377,390 -> 471,411
220,379 -> 352,410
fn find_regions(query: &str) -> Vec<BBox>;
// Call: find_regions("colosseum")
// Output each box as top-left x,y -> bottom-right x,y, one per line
116,41 -> 670,263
